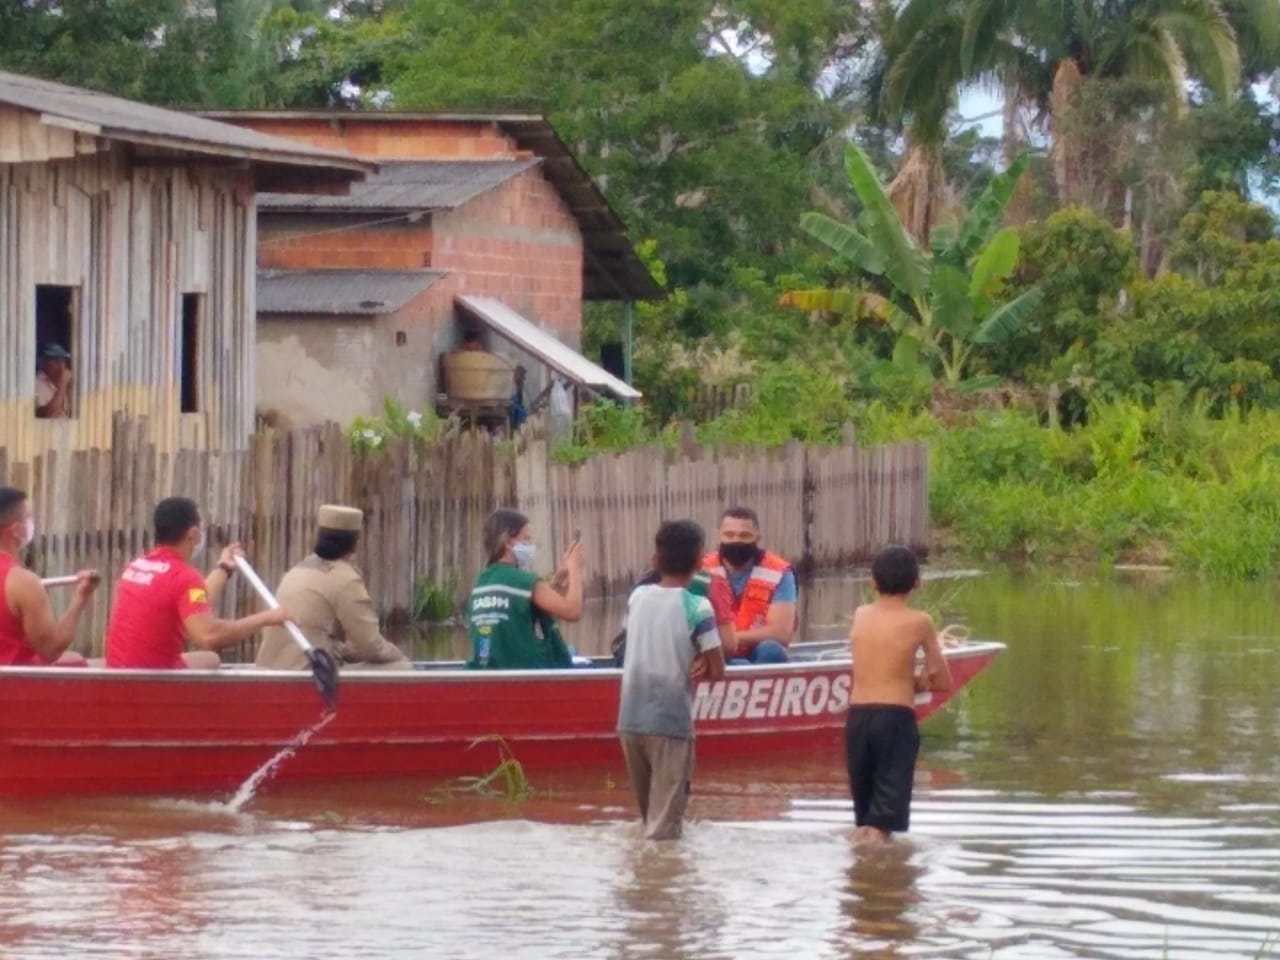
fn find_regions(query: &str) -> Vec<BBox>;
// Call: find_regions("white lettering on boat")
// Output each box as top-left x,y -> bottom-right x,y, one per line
721,680 -> 750,720
694,673 -> 854,722
745,679 -> 772,719
803,676 -> 830,715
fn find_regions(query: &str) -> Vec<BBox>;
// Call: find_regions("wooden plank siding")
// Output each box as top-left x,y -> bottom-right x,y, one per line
0,136 -> 257,469
0,421 -> 928,656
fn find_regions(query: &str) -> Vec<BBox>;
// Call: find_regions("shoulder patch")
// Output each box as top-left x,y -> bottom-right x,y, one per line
187,587 -> 208,605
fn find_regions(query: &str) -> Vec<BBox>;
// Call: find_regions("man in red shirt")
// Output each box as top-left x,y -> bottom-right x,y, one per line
105,497 -> 288,669
0,486 -> 98,666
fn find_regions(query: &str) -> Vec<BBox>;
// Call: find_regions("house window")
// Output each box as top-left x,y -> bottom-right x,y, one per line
180,294 -> 201,413
34,285 -> 76,419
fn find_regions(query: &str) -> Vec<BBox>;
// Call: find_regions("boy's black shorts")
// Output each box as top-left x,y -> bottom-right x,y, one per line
844,704 -> 920,833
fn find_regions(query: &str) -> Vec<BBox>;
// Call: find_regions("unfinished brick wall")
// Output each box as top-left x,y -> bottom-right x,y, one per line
232,118 -> 525,161
258,214 -> 434,271
431,168 -> 584,342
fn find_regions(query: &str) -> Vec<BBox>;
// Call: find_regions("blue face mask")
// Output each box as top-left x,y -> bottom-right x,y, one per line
512,542 -> 537,571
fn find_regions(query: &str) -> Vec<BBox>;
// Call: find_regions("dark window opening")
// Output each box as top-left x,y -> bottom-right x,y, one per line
180,294 -> 201,413
35,285 -> 76,419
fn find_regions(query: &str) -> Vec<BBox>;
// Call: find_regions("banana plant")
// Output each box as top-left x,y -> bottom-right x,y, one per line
783,144 -> 1043,385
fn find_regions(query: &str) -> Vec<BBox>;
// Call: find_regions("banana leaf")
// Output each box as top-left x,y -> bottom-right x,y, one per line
797,214 -> 887,276
973,286 -> 1044,344
951,153 -> 1030,262
842,144 -> 930,299
969,227 -> 1021,302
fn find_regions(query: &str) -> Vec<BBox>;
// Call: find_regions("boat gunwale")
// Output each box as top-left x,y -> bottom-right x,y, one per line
0,641 -> 1006,685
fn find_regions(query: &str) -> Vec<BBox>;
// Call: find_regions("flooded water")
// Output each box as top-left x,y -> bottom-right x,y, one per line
3,567 -> 1280,958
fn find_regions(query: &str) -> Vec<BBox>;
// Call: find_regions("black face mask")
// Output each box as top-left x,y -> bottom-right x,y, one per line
719,541 -> 760,568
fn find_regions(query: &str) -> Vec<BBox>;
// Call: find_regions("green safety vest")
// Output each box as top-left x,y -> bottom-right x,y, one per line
466,563 -> 572,670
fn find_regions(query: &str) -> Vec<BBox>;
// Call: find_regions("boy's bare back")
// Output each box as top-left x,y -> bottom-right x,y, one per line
850,598 -> 950,708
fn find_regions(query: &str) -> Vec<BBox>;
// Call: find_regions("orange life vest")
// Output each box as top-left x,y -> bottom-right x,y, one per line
701,550 -> 792,633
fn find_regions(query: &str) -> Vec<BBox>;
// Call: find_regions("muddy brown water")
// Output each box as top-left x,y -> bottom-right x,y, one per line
2,568 -> 1279,958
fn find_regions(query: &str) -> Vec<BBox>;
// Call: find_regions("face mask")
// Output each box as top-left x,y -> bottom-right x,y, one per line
193,527 -> 206,556
19,517 -> 35,549
719,541 -> 760,568
512,541 -> 537,571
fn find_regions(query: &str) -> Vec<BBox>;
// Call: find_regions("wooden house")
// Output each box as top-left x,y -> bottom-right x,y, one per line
0,71 -> 373,466
204,112 -> 661,427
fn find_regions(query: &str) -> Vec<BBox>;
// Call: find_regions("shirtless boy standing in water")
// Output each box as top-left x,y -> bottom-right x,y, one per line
847,545 -> 952,844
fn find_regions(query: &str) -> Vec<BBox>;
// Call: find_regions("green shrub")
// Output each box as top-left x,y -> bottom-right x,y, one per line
349,398 -> 444,455
413,576 -> 457,623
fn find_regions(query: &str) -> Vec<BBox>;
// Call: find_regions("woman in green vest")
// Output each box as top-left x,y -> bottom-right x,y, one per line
467,508 -> 584,669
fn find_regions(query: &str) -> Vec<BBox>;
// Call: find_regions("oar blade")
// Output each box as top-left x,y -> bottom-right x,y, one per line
307,648 -> 340,711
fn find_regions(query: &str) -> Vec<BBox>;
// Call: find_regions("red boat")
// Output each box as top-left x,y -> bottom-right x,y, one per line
0,640 -> 1004,799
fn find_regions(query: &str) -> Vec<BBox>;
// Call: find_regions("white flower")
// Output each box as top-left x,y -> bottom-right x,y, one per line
369,435 -> 383,448
407,410 -> 423,427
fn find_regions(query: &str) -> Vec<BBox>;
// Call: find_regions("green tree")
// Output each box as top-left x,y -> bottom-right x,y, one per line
958,0 -> 1245,208
382,0 -> 862,287
784,145 -> 1043,384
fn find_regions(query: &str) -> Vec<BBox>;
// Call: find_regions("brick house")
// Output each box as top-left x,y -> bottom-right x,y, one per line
205,112 -> 661,427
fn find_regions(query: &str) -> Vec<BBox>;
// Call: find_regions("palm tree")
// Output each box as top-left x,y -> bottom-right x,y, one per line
872,0 -> 1044,242
957,0 -> 1243,207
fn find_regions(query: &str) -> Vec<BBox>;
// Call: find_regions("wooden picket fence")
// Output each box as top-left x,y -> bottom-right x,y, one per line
0,416 -> 927,655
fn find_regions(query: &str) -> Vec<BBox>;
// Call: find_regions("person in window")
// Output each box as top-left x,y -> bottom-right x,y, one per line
35,343 -> 73,418
466,509 -> 583,669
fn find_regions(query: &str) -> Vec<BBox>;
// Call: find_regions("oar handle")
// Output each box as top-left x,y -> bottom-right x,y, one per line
40,572 -> 101,589
233,555 -> 315,653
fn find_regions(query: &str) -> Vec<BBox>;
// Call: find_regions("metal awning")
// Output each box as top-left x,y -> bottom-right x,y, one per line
258,269 -> 445,315
457,295 -> 641,402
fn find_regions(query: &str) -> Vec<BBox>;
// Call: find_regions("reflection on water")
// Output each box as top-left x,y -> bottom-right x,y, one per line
3,568 -> 1280,958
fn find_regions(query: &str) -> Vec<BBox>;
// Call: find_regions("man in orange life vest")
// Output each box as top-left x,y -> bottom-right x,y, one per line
702,506 -> 797,664
0,486 -> 98,666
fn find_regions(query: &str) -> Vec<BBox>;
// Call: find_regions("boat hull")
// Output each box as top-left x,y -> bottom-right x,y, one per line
0,643 -> 1003,798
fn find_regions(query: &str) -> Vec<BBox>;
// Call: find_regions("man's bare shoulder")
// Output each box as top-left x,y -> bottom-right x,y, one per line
4,565 -> 41,600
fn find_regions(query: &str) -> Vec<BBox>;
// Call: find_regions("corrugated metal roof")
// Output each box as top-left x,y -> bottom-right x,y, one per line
258,269 -> 445,315
0,70 -> 371,175
457,295 -> 641,401
257,159 -> 539,211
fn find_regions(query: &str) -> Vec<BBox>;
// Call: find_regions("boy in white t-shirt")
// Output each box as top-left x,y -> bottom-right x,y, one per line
617,520 -> 726,840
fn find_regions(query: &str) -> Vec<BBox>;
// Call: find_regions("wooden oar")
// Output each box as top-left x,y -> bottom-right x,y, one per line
234,556 -> 339,712
40,572 -> 101,589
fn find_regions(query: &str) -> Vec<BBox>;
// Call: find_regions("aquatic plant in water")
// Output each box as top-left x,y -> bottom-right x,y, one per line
427,736 -> 531,805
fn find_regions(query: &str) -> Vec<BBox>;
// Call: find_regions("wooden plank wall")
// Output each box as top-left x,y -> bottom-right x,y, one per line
0,421 -> 928,655
0,133 -> 257,472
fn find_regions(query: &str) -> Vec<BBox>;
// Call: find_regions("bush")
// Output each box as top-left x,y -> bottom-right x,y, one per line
696,359 -> 855,446
349,398 -> 444,454
928,399 -> 1280,577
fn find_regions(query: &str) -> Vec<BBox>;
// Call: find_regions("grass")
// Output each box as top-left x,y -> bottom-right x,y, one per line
865,396 -> 1280,579
426,736 -> 531,805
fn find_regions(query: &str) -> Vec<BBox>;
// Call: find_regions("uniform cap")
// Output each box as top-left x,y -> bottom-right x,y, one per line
317,504 -> 363,532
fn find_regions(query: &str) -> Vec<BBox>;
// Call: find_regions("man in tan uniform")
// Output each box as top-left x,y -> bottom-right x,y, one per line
255,504 -> 411,671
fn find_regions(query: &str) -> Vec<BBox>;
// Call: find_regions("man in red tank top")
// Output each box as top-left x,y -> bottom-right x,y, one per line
104,497 -> 289,669
0,487 -> 99,666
